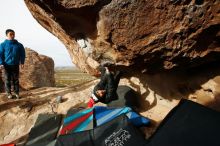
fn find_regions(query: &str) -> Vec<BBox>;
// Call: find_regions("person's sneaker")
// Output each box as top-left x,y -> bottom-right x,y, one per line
7,94 -> 13,99
15,93 -> 20,99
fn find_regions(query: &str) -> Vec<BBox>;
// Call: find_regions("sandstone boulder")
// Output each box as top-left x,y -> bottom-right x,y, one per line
24,0 -> 220,74
20,48 -> 55,90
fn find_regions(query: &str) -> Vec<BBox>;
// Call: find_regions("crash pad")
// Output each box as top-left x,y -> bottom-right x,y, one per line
60,108 -> 93,135
25,114 -> 62,146
0,144 -> 15,146
56,114 -> 146,146
107,85 -> 140,109
94,106 -> 150,127
145,99 -> 220,146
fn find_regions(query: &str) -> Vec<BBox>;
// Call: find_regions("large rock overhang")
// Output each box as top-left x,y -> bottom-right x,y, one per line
24,0 -> 220,75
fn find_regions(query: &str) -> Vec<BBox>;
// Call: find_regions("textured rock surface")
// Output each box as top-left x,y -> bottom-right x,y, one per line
25,0 -> 220,73
19,48 -> 55,90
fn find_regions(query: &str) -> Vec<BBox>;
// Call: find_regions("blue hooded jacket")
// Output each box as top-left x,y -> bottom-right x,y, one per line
0,39 -> 25,65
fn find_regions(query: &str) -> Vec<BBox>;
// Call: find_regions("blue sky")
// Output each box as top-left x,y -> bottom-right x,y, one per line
0,0 -> 73,67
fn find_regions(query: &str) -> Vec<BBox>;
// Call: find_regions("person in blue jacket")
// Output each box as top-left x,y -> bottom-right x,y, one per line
0,29 -> 25,99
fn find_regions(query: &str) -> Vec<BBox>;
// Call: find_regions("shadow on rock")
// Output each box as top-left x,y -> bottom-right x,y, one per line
124,60 -> 220,112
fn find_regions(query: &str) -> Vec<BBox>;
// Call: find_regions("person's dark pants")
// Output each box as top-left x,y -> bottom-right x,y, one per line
3,65 -> 20,95
114,71 -> 122,88
98,67 -> 122,90
106,71 -> 121,90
